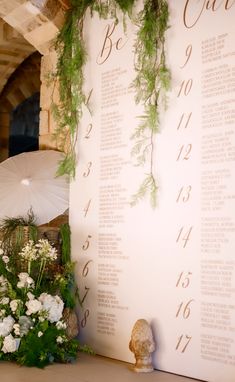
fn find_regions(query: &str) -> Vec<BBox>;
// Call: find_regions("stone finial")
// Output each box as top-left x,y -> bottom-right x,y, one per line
129,319 -> 156,372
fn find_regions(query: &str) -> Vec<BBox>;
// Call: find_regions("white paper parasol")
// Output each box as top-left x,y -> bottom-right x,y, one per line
0,150 -> 69,225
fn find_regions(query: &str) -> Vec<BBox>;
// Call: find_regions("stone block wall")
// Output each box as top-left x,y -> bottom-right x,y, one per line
39,49 -> 59,150
0,0 -> 69,156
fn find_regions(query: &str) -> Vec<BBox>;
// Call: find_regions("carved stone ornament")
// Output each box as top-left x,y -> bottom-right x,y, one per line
129,319 -> 156,372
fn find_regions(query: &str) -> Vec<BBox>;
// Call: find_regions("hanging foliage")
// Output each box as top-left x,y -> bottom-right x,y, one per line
53,0 -> 170,206
131,0 -> 170,207
52,1 -> 89,177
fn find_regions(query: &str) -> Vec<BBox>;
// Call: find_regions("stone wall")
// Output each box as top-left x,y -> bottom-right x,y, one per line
39,49 -> 58,150
0,0 -> 69,156
0,0 -> 65,55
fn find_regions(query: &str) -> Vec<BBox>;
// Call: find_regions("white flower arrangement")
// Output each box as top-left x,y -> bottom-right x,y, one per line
0,238 -> 86,367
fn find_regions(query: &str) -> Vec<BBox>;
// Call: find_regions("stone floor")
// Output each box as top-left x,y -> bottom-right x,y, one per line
1,353 -> 203,382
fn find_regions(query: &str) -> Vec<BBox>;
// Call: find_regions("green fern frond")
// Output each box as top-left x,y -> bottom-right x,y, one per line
131,174 -> 158,207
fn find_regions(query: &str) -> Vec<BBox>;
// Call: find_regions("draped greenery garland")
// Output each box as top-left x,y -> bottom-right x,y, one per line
53,0 -> 170,206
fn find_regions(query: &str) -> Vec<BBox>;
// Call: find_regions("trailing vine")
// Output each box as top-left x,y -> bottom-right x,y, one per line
52,1 -> 90,177
53,0 -> 170,206
53,0 -> 135,177
131,0 -> 170,207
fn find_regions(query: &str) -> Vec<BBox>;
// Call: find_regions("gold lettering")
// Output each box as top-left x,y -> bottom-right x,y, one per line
183,0 -> 235,29
96,23 -> 128,65
98,23 -> 116,65
183,0 -> 205,28
116,37 -> 126,50
206,0 -> 226,10
225,0 -> 235,8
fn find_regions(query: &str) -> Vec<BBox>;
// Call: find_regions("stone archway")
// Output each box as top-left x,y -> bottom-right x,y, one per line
0,50 -> 41,161
0,0 -> 67,55
0,0 -> 69,160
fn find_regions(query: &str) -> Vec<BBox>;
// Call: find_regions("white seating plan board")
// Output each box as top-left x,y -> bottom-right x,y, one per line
69,2 -> 235,381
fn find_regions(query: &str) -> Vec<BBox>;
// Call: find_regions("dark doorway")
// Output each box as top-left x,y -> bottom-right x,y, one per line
9,92 -> 40,157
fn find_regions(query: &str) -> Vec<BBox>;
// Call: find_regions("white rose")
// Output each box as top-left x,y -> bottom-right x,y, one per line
26,276 -> 34,285
18,272 -> 29,281
17,281 -> 25,288
0,316 -> 15,337
39,293 -> 64,323
10,300 -> 19,313
2,256 -> 9,264
38,331 -> 43,337
2,334 -> 20,353
25,299 -> 42,315
13,324 -> 20,336
0,297 -> 9,305
17,273 -> 35,289
38,293 -> 47,304
27,292 -> 35,300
